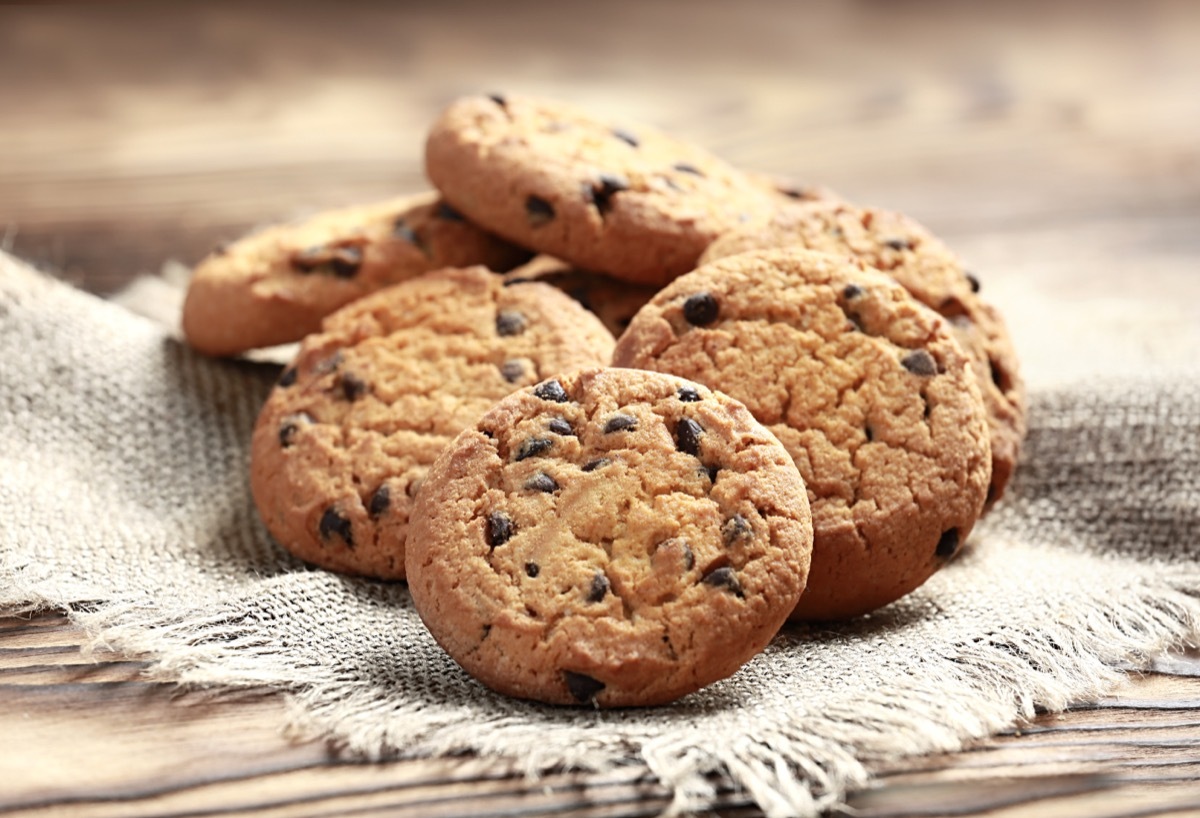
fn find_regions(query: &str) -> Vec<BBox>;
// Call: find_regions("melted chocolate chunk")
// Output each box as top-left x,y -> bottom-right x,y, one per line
966,272 -> 981,293
548,416 -> 574,435
278,367 -> 298,388
677,386 -> 702,403
701,566 -> 744,597
682,292 -> 719,326
318,507 -> 353,548
603,414 -> 638,434
524,472 -> 559,494
367,484 -> 391,518
525,561 -> 540,578
843,283 -> 864,300
722,515 -> 752,546
486,511 -> 515,548
883,238 -> 912,252
525,195 -> 556,227
496,310 -> 528,337
435,201 -> 464,222
534,379 -> 569,403
584,173 -> 629,216
515,437 -> 553,462
901,349 -> 938,376
581,457 -> 610,472
673,162 -> 705,176
675,417 -> 703,456
500,360 -> 525,383
586,572 -> 610,603
611,128 -> 639,147
563,670 -> 605,703
340,372 -> 368,401
936,528 -> 960,558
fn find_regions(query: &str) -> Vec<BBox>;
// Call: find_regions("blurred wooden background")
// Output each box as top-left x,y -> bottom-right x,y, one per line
2,2 -> 1200,816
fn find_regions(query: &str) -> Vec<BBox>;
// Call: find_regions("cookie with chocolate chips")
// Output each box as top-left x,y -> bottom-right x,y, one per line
424,94 -> 788,287
501,255 -> 659,337
182,193 -> 530,357
250,266 -> 614,580
613,248 -> 992,621
701,200 -> 1025,509
406,368 -> 813,707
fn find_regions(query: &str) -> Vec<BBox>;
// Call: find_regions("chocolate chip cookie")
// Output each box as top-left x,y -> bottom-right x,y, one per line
701,200 -> 1025,510
406,368 -> 813,706
424,93 -> 785,287
182,193 -> 531,357
501,255 -> 659,337
250,266 -> 614,580
613,249 -> 991,621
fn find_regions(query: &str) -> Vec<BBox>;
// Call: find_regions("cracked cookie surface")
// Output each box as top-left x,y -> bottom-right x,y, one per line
424,94 -> 790,287
250,266 -> 614,580
183,192 -> 531,356
701,200 -> 1025,509
613,249 -> 991,621
406,368 -> 813,707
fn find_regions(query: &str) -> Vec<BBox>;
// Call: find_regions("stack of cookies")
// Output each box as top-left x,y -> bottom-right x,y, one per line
183,93 -> 1025,707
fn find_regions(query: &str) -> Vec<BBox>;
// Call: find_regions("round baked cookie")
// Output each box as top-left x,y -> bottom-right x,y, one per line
406,368 -> 813,707
182,193 -> 531,357
424,93 -> 784,287
250,266 -> 614,580
501,255 -> 659,337
701,200 -> 1025,510
613,249 -> 991,621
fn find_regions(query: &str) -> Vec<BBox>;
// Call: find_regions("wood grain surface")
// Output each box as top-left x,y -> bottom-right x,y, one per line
3,2 -> 1199,816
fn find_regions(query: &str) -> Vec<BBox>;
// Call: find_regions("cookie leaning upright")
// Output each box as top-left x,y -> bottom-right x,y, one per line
424,94 -> 784,287
701,200 -> 1026,510
249,266 -> 614,581
182,193 -> 530,357
406,368 -> 813,707
614,249 -> 991,621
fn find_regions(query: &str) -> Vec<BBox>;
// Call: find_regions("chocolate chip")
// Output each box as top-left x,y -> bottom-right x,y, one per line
534,379 -> 569,403
278,367 -> 298,388
500,360 -> 525,383
581,458 -> 610,472
682,292 -> 719,326
525,195 -> 555,227
487,93 -> 507,107
701,566 -> 744,597
278,413 -> 312,448
884,238 -> 912,252
677,386 -> 702,403
392,219 -> 418,244
340,372 -> 368,401
583,173 -> 629,216
675,417 -> 703,456
725,516 -> 754,547
603,414 -> 638,434
673,162 -> 705,176
611,128 -> 639,147
966,272 -> 981,293
367,484 -> 391,518
318,507 -> 354,548
586,572 -> 610,603
843,284 -> 864,300
515,437 -> 553,462
486,511 -> 515,548
936,528 -> 960,558
524,472 -> 559,493
778,185 -> 815,200
435,201 -> 463,222
654,538 -> 695,571
563,670 -> 605,703
292,244 -> 363,278
901,349 -> 938,376
525,561 -> 540,578
331,246 -> 363,278
548,416 -> 574,436
496,310 -> 528,337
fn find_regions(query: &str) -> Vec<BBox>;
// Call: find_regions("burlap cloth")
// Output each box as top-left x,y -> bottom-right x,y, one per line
2,250 -> 1198,817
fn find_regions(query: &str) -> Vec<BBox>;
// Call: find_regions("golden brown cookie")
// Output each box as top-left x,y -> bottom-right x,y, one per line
182,193 -> 531,357
613,249 -> 991,621
406,368 -> 813,706
250,266 -> 614,580
501,255 -> 658,337
701,200 -> 1025,510
424,93 -> 784,287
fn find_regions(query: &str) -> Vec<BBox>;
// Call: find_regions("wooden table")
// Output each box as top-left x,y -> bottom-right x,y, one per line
3,3 -> 1199,815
